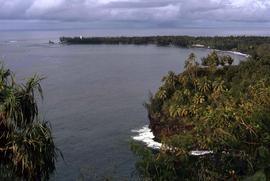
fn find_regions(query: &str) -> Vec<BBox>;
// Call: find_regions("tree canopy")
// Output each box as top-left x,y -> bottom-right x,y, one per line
132,46 -> 270,180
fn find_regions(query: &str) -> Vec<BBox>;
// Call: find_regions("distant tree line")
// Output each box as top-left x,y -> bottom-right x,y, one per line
60,36 -> 270,54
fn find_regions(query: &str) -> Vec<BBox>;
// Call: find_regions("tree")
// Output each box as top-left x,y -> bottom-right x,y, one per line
162,71 -> 178,90
184,53 -> 196,69
0,63 -> 60,180
220,55 -> 234,66
201,51 -> 220,72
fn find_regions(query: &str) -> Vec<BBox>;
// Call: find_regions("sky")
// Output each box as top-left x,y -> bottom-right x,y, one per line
0,0 -> 270,30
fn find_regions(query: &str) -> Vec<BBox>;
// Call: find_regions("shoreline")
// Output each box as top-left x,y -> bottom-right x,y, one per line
214,49 -> 250,58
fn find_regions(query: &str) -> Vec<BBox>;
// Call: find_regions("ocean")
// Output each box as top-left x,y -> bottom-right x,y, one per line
0,29 -> 249,180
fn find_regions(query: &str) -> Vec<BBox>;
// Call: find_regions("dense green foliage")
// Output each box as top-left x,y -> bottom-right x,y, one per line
60,36 -> 270,54
0,64 -> 59,180
132,45 -> 270,180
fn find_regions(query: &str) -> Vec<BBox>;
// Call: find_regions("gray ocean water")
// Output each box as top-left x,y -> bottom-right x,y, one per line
0,30 -> 247,180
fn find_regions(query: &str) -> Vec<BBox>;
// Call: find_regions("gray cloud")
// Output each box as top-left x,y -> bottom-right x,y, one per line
0,0 -> 270,26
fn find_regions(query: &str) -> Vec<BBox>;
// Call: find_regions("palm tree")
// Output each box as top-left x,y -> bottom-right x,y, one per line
221,55 -> 234,66
184,53 -> 196,70
162,71 -> 178,89
197,77 -> 211,93
201,51 -> 220,72
0,64 -> 59,180
185,53 -> 199,83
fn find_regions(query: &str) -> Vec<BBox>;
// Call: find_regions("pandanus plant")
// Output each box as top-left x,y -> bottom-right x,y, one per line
0,63 -> 60,180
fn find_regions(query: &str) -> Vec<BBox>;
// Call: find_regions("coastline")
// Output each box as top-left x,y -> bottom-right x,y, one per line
59,36 -> 251,59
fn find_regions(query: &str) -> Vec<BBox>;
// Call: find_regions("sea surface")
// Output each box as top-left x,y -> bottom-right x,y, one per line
0,30 -> 247,180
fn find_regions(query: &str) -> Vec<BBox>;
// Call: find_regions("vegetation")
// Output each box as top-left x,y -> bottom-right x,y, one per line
0,64 -> 59,180
60,36 -> 270,55
132,45 -> 270,180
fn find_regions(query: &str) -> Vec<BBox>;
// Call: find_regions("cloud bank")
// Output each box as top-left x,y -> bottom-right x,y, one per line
0,0 -> 270,26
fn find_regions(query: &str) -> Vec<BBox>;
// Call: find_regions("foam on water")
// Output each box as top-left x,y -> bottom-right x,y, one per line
215,49 -> 250,58
132,125 -> 162,150
132,125 -> 213,156
8,40 -> 18,44
226,50 -> 250,58
190,150 -> 214,156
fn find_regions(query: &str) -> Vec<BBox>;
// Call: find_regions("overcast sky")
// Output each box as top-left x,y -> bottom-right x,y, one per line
0,0 -> 270,30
